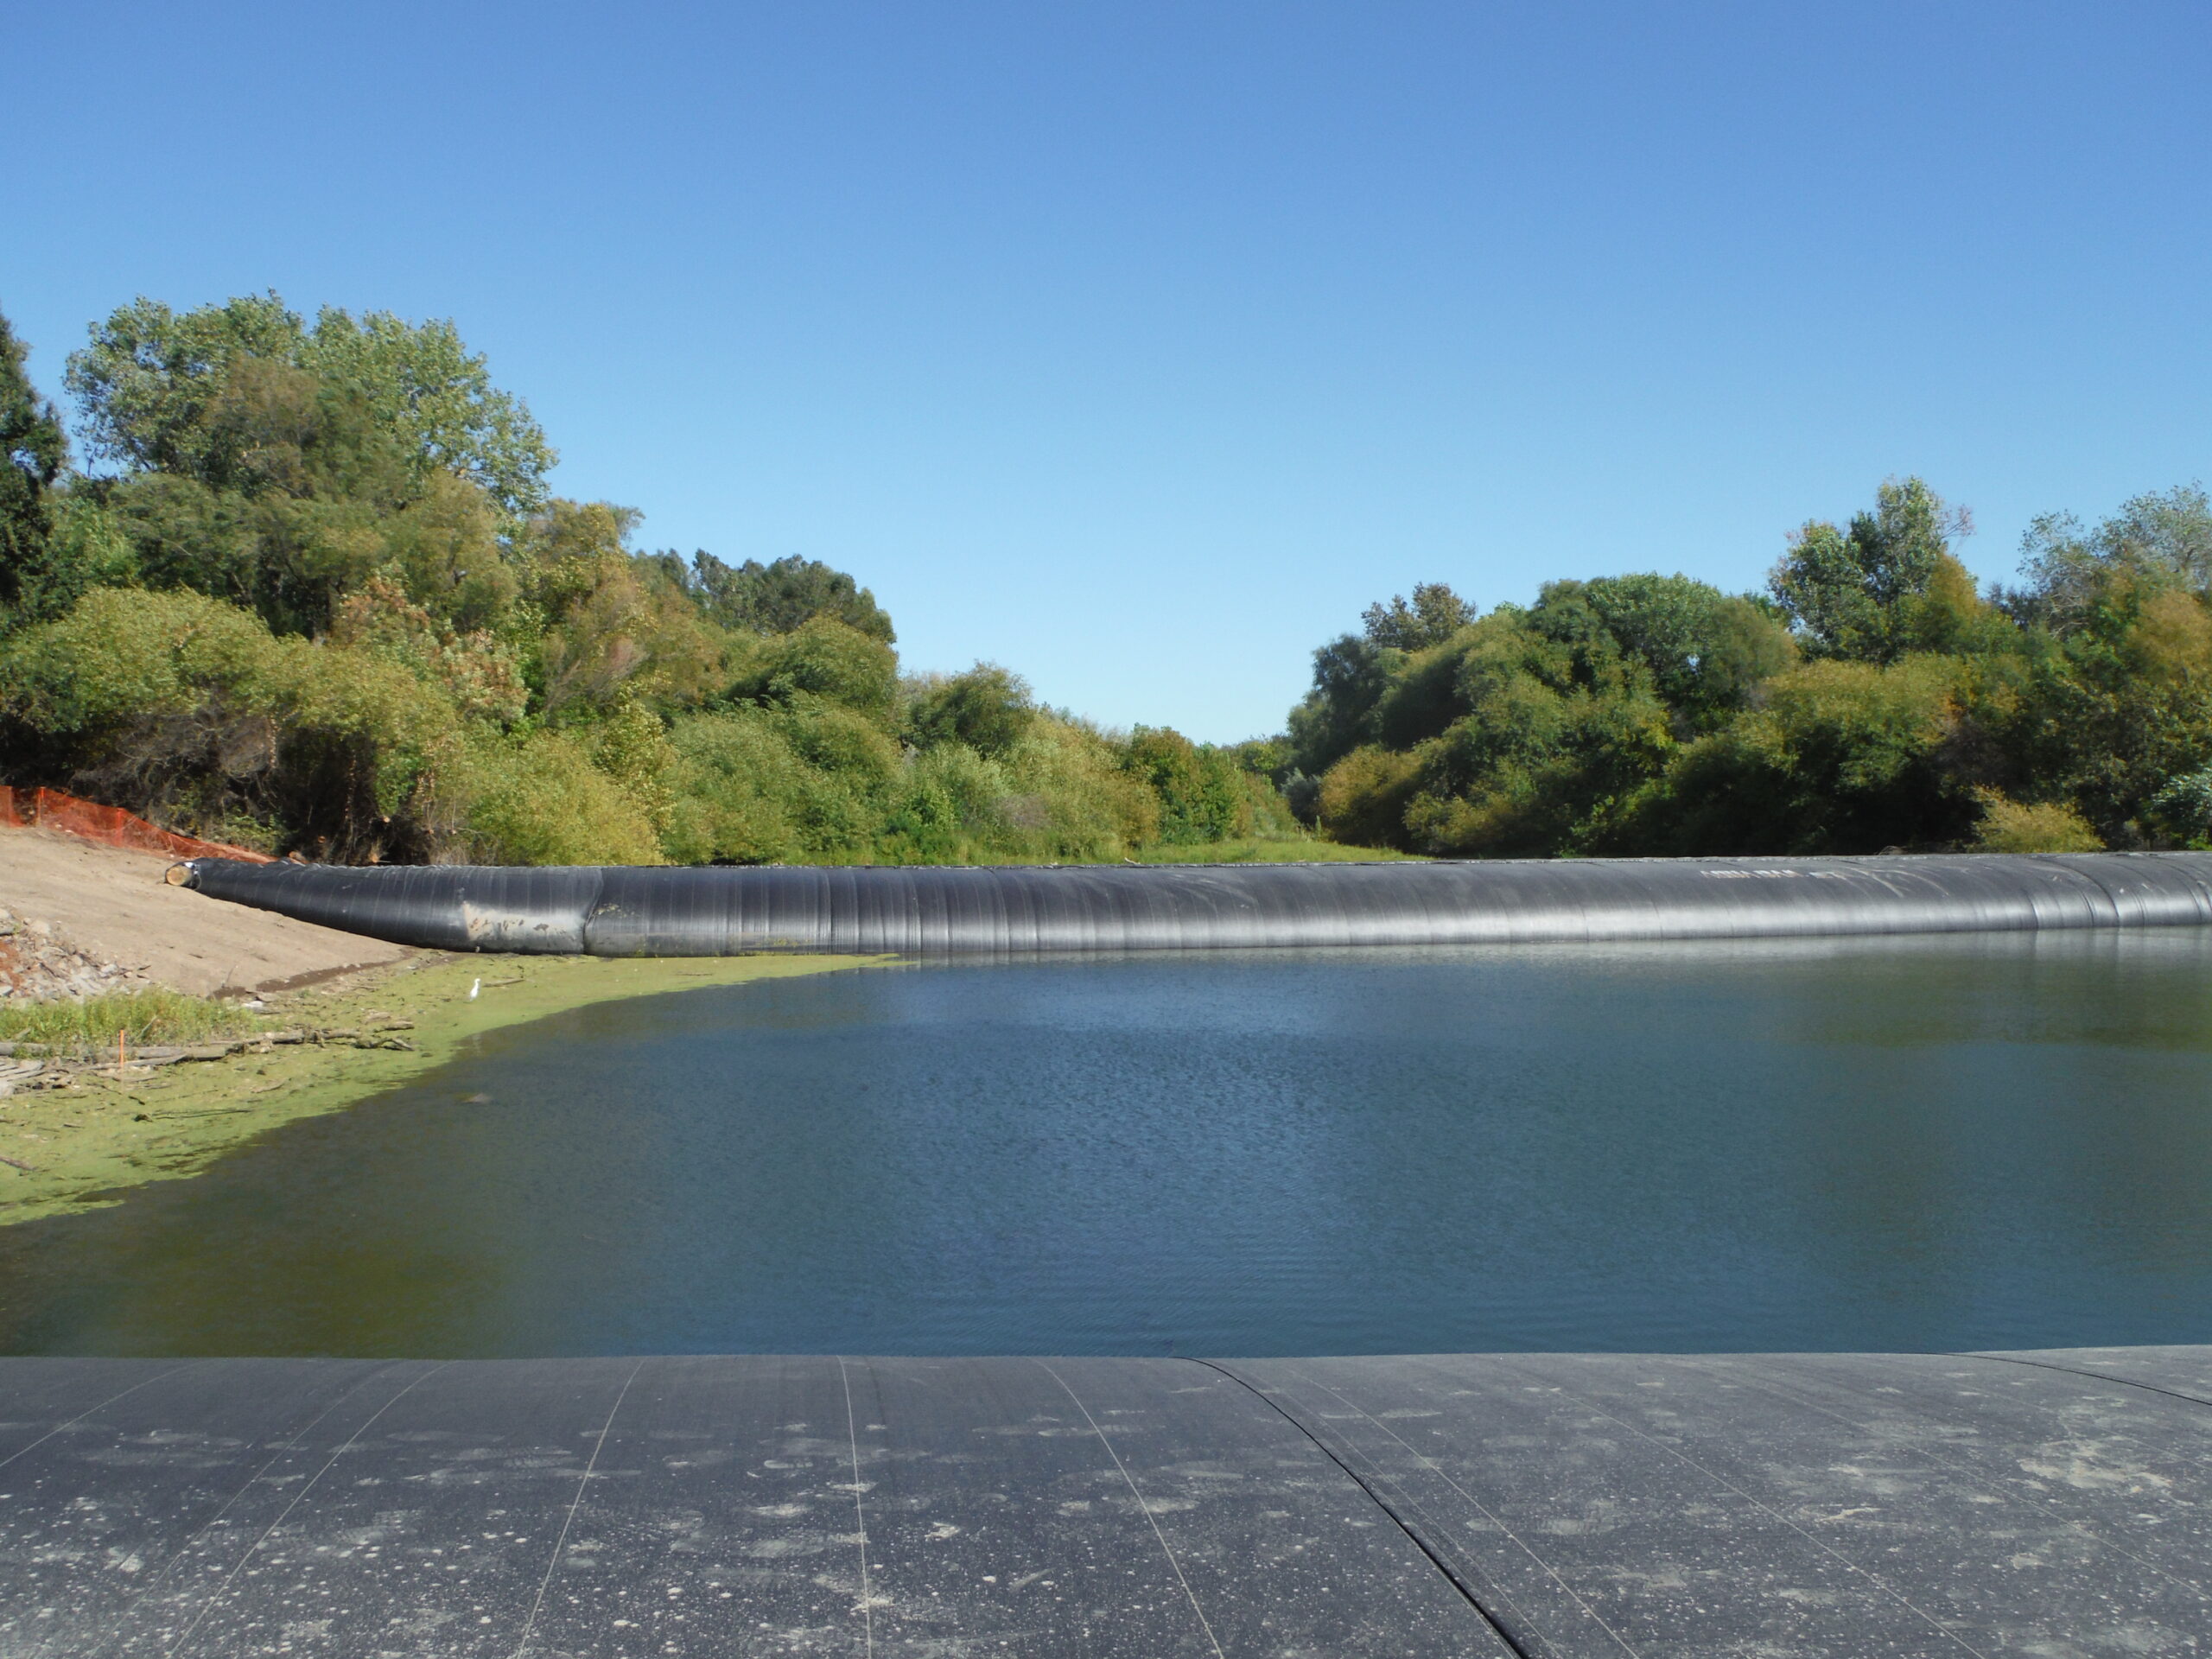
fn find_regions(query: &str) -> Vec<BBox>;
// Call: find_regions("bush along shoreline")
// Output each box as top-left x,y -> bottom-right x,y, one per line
3,294 -> 2208,868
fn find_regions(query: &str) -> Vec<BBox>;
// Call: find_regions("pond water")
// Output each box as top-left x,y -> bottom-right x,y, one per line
5,934 -> 2212,1357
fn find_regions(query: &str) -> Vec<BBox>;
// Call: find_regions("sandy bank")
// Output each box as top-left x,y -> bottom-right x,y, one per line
0,950 -> 876,1225
0,826 -> 408,995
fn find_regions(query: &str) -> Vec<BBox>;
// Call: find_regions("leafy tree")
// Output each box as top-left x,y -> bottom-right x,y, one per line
653,550 -> 895,642
1361,582 -> 1475,651
0,310 -> 70,617
2001,564 -> 2212,841
1769,477 -> 1970,661
905,664 -> 1036,757
66,293 -> 300,480
1568,575 -> 1795,729
303,307 -> 556,518
2006,484 -> 2212,629
514,501 -> 724,716
66,294 -> 553,518
1122,728 -> 1249,842
1391,603 -> 1676,856
1317,746 -> 1421,848
1286,634 -> 1398,778
721,615 -> 899,722
0,586 -> 461,861
1287,583 -> 1478,779
1619,656 -> 1975,855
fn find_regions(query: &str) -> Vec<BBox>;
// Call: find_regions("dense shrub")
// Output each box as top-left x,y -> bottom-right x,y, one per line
0,587 -> 457,860
904,664 -> 1036,758
448,728 -> 664,866
1967,790 -> 2104,854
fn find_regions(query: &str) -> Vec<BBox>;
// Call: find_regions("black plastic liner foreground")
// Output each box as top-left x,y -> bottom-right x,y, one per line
179,850 -> 2212,957
6,1347 -> 2212,1655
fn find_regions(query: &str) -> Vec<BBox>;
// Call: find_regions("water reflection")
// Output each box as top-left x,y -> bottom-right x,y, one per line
3,931 -> 2211,1357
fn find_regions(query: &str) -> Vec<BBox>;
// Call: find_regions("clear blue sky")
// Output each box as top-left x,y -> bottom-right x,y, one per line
8,3 -> 2208,741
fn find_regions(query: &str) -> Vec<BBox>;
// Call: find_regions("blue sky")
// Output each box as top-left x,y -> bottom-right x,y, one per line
8,2 -> 2208,740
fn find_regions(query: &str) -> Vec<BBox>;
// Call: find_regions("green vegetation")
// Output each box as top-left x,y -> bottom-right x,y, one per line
6,292 -> 2206,867
0,987 -> 266,1051
1287,477 -> 2212,856
0,296 -> 1308,865
1129,836 -> 1414,864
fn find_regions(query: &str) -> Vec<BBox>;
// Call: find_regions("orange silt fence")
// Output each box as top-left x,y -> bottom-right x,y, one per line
0,785 -> 275,863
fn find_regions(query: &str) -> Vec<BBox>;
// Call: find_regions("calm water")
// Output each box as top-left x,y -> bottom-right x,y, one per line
5,934 -> 2212,1357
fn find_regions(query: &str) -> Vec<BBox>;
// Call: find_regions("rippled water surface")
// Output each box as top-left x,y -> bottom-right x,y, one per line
6,933 -> 2212,1357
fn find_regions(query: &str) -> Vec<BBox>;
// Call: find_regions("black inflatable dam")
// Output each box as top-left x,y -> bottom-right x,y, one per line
180,850 -> 2212,956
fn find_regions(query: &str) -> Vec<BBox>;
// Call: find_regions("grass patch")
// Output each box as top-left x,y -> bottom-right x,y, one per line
0,988 -> 267,1052
1129,837 -> 1420,864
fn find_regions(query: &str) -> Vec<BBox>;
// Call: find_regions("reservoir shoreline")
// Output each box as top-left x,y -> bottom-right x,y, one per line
0,950 -> 878,1226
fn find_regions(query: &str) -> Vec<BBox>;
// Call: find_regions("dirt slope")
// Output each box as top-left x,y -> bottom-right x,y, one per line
0,827 -> 409,995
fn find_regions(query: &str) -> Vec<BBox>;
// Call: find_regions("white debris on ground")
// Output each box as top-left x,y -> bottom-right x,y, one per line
0,906 -> 156,1003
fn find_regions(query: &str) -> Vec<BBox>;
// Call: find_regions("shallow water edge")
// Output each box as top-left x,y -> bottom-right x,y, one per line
0,950 -> 879,1224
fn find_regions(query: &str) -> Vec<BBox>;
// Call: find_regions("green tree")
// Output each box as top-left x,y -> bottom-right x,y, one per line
2007,484 -> 2212,628
721,615 -> 899,723
1620,656 -> 1975,855
1286,635 -> 1399,778
1361,581 -> 1475,650
66,294 -> 553,518
654,550 -> 895,642
905,664 -> 1036,757
1287,583 -> 1478,779
1122,727 -> 1248,843
1569,574 -> 1796,729
0,310 -> 69,616
1768,477 -> 1970,661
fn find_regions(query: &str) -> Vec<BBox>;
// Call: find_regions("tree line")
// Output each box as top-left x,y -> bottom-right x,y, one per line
0,296 -> 1290,865
4,292 -> 2205,867
1279,477 -> 2212,856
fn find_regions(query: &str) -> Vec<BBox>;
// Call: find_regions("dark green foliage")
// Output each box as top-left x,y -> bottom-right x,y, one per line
0,310 -> 72,620
1121,728 -> 1249,843
655,550 -> 895,643
1286,634 -> 1398,777
66,295 -> 554,518
1287,582 -> 1479,778
1565,575 -> 1795,729
1767,476 -> 1967,661
905,664 -> 1036,758
723,618 -> 899,721
1361,582 -> 1475,650
1300,476 -> 2212,859
1615,657 -> 1976,855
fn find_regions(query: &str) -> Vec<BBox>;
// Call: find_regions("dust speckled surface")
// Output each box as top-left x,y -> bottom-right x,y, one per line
3,1348 -> 2209,1655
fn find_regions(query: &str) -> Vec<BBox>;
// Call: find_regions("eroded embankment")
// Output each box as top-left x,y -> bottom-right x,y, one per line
0,950 -> 875,1224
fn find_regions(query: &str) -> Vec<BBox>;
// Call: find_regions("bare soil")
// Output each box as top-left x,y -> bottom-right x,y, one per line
0,827 -> 410,995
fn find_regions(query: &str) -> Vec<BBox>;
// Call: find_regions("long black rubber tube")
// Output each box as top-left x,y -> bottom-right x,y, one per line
178,851 -> 2212,957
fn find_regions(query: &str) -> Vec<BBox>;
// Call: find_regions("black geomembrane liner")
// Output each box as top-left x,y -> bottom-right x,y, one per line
181,850 -> 2212,956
